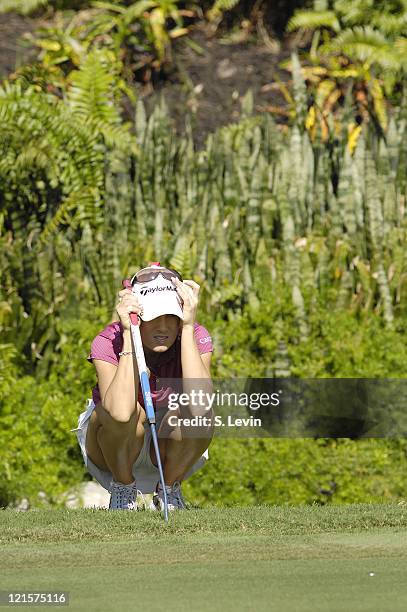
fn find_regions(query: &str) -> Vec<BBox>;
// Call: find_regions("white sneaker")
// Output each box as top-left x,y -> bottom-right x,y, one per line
153,481 -> 187,511
108,479 -> 142,511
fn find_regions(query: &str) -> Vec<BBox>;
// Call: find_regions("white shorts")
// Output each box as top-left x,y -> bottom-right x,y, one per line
71,399 -> 209,494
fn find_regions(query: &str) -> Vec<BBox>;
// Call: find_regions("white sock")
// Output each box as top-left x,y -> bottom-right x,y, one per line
157,481 -> 179,492
112,479 -> 136,487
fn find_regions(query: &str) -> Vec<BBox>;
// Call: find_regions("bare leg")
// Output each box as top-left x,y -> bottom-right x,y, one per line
86,403 -> 146,485
150,409 -> 214,485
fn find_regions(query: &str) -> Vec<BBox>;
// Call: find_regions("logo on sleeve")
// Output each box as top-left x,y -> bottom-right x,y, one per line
199,336 -> 211,344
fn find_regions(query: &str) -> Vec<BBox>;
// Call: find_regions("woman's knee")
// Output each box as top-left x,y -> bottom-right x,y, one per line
96,417 -> 146,471
85,410 -> 109,470
159,408 -> 214,442
94,401 -> 142,432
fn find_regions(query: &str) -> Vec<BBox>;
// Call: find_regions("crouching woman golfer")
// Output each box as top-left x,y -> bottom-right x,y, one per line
72,263 -> 214,511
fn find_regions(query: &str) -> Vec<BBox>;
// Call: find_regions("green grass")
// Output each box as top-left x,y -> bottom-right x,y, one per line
1,505 -> 407,611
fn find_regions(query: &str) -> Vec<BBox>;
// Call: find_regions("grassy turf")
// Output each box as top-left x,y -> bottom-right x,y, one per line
1,505 -> 407,611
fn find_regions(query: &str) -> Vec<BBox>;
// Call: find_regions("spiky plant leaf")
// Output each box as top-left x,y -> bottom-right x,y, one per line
291,53 -> 308,129
325,26 -> 402,69
0,0 -> 49,15
66,50 -> 136,153
208,0 -> 240,19
287,10 -> 341,33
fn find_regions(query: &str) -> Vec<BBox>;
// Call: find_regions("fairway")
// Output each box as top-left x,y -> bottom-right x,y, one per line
1,505 -> 407,611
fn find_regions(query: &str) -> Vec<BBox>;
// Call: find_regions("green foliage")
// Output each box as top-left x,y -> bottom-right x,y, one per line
0,375 -> 84,507
0,63 -> 136,373
184,438 -> 407,506
0,314 -> 106,507
2,304 -> 407,507
207,0 -> 240,20
289,0 -> 407,43
288,10 -> 341,32
1,91 -> 407,375
210,299 -> 407,380
0,343 -> 18,398
5,0 -> 196,82
0,0 -> 50,14
1,87 -> 407,507
325,26 -> 405,70
66,50 -> 136,150
286,0 -> 407,129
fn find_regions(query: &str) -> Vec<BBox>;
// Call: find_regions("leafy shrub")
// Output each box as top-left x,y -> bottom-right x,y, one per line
1,80 -> 407,507
184,437 -> 407,506
284,0 -> 407,132
0,316 -> 103,507
2,305 -> 407,508
210,297 -> 407,379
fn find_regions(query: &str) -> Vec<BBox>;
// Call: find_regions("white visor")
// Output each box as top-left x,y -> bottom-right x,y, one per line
132,273 -> 184,322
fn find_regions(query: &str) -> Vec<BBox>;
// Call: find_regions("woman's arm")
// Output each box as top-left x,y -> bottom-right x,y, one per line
98,328 -> 140,422
173,277 -> 213,416
180,324 -> 212,379
98,287 -> 143,422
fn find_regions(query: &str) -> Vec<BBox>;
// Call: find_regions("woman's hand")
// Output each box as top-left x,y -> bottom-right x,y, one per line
172,278 -> 200,327
116,288 -> 143,331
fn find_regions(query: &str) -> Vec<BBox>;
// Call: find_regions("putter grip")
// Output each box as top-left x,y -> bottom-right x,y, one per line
122,279 -> 140,326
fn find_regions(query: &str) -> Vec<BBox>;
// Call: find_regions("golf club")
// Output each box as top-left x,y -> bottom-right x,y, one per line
122,279 -> 169,521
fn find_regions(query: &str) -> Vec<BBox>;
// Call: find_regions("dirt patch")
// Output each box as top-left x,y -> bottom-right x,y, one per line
0,13 -> 38,79
0,14 -> 296,146
140,25 -> 294,146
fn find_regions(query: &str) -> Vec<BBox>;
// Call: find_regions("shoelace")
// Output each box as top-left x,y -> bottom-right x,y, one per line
111,482 -> 146,510
158,482 -> 187,509
137,490 -> 147,509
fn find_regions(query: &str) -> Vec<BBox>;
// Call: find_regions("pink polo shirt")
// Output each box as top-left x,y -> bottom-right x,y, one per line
87,321 -> 213,409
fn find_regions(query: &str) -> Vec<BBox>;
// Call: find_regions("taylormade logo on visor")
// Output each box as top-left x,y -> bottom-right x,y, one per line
139,284 -> 177,296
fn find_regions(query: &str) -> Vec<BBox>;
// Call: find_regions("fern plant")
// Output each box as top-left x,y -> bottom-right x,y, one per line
0,0 -> 50,14
0,47 -> 137,371
66,49 -> 137,152
2,90 -> 407,375
207,0 -> 240,21
286,0 -> 407,128
17,0 -> 192,83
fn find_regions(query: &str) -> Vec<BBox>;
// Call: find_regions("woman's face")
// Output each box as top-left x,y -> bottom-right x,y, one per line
140,314 -> 181,353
